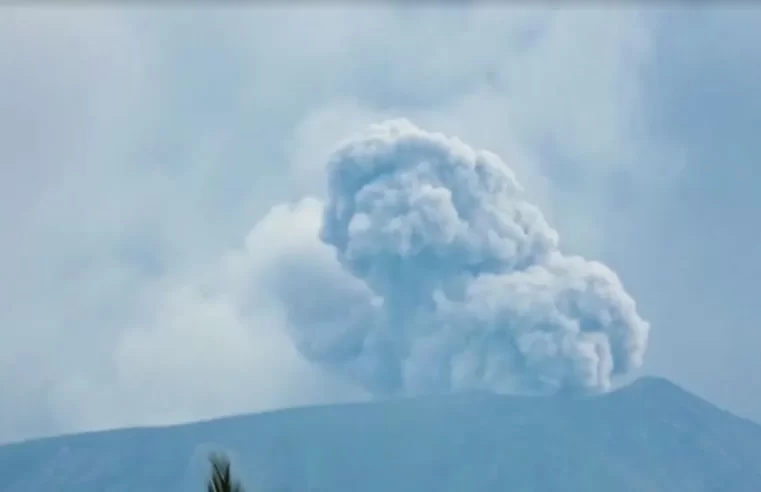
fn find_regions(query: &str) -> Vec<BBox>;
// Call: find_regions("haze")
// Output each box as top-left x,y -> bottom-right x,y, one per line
1,5 -> 760,445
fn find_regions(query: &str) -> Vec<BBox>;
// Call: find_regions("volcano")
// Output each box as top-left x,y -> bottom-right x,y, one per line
1,377 -> 760,492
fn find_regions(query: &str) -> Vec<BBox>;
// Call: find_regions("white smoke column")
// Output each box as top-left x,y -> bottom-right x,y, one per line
274,119 -> 649,396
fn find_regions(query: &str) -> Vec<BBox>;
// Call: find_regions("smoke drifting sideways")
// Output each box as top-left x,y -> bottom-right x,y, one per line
262,119 -> 649,397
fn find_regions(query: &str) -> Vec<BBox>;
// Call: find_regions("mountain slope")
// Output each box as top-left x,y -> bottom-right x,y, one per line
2,377 -> 761,492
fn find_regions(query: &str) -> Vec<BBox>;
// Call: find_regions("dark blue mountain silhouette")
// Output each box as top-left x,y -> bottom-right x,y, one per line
2,377 -> 760,492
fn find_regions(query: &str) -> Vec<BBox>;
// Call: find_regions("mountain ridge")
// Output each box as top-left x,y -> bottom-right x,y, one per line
2,376 -> 760,492
1,376 -> 683,447
13,378 -> 700,437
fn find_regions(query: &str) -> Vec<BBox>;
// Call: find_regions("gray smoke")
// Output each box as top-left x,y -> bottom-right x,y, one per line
272,119 -> 649,396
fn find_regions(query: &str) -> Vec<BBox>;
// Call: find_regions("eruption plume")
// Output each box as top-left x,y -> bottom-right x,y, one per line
266,119 -> 649,396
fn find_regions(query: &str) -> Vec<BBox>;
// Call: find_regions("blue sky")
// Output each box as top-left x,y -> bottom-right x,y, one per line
1,6 -> 760,444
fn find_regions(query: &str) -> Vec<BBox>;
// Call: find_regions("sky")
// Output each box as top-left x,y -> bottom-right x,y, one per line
1,5 -> 760,444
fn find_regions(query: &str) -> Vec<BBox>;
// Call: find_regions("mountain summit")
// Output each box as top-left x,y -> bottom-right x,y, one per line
1,377 -> 760,492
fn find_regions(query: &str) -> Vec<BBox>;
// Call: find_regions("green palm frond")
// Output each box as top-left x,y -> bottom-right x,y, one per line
207,453 -> 245,492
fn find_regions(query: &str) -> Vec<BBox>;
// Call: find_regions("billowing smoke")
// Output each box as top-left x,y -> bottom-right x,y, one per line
269,119 -> 649,396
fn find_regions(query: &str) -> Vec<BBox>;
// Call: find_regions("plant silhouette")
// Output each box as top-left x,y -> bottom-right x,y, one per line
207,453 -> 245,492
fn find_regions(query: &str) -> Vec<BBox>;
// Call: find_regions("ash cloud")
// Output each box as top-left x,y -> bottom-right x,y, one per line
270,119 -> 649,396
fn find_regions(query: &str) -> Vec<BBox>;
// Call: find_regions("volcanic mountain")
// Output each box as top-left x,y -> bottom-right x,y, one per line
2,377 -> 760,492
